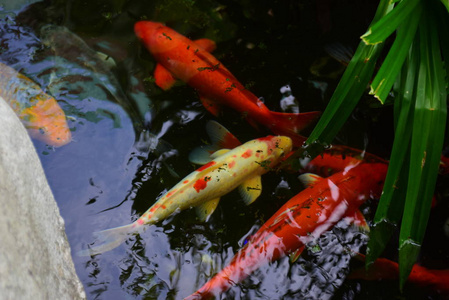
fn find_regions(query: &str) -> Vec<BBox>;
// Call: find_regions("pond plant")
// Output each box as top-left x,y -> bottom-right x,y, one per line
301,0 -> 449,288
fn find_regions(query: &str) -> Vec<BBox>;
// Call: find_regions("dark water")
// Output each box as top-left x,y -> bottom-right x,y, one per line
1,0 -> 449,299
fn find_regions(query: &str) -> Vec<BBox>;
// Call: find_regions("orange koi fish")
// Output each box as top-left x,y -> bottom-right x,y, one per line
0,62 -> 71,147
134,21 -> 321,146
302,145 -> 389,177
185,161 -> 388,299
349,254 -> 449,295
78,121 -> 292,256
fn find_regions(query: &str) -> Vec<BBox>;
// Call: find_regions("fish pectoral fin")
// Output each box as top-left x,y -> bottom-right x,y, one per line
199,94 -> 222,117
206,120 -> 241,149
289,245 -> 305,263
239,176 -> 262,205
344,210 -> 369,232
196,198 -> 221,222
298,173 -> 322,187
210,149 -> 231,159
154,63 -> 177,90
193,38 -> 217,52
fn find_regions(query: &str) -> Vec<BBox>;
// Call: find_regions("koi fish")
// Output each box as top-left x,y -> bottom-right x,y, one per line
302,145 -> 389,177
0,61 -> 71,147
78,121 -> 292,256
349,254 -> 449,295
40,25 -> 157,152
134,21 -> 321,146
185,161 -> 388,299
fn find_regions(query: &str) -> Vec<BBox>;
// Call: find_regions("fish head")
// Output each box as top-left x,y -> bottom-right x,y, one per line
20,94 -> 71,147
134,21 -> 177,55
258,136 -> 293,164
272,136 -> 293,156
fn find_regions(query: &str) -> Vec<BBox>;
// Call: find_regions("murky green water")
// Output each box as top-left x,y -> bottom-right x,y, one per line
1,0 -> 449,299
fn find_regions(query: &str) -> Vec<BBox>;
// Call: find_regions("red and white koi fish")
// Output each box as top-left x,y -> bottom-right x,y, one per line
0,62 -> 71,147
185,161 -> 388,299
349,254 -> 449,295
78,121 -> 292,256
134,21 -> 321,146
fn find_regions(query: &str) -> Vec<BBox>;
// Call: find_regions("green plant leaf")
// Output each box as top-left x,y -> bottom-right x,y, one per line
362,0 -> 421,45
398,7 -> 448,287
440,0 -> 449,12
305,0 -> 394,146
369,4 -> 422,103
366,49 -> 418,265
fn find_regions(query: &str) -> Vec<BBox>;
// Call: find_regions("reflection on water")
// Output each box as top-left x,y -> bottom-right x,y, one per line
1,0 -> 448,299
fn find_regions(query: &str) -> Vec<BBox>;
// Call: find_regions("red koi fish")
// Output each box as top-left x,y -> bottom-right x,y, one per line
185,161 -> 388,299
302,145 -> 389,177
0,62 -> 71,147
134,21 -> 321,146
349,254 -> 449,295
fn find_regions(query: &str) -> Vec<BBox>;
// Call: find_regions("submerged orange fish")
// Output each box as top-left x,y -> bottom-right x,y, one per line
349,254 -> 449,295
134,21 -> 321,146
0,62 -> 71,147
185,160 -> 388,299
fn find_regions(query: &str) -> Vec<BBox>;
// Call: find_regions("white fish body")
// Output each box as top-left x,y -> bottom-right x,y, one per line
79,121 -> 292,256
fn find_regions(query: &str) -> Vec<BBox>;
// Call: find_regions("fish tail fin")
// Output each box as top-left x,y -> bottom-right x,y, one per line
77,223 -> 136,256
268,111 -> 321,146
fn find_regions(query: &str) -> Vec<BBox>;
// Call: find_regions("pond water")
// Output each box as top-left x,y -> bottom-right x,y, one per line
1,0 -> 449,299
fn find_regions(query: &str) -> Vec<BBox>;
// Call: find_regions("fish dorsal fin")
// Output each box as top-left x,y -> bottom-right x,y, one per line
298,173 -> 322,187
196,198 -> 220,222
210,149 -> 230,159
154,63 -> 177,90
239,175 -> 262,205
344,210 -> 369,232
193,38 -> 216,53
189,121 -> 240,165
206,120 -> 241,149
189,145 -> 217,165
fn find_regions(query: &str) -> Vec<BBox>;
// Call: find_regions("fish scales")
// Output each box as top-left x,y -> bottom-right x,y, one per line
0,62 -> 71,146
78,132 -> 292,256
185,162 -> 388,299
136,138 -> 284,226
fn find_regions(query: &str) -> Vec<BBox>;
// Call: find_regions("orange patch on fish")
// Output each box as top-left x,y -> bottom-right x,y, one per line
228,161 -> 236,168
150,205 -> 159,212
194,176 -> 211,192
197,161 -> 216,172
165,190 -> 177,198
255,150 -> 264,158
241,149 -> 253,158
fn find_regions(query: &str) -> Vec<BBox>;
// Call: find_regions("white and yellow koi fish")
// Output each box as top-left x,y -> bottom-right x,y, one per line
79,121 -> 292,256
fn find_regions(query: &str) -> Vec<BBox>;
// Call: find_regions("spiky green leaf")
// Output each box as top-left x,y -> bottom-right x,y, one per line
369,4 -> 422,103
362,0 -> 421,45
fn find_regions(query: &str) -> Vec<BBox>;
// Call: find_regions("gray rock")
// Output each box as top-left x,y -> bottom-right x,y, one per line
0,98 -> 86,300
